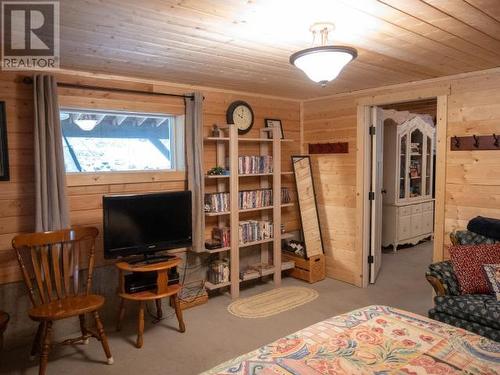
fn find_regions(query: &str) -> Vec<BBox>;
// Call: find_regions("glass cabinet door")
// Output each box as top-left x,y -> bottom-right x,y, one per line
425,136 -> 432,196
399,134 -> 407,199
409,129 -> 423,198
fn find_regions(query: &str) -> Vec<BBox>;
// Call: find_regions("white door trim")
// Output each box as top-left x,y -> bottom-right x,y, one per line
356,89 -> 449,288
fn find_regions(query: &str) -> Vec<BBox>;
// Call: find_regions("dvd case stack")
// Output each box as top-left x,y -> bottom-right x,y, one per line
204,192 -> 230,213
206,188 -> 291,212
212,227 -> 230,247
239,189 -> 272,209
238,220 -> 274,244
207,259 -> 230,285
281,187 -> 291,204
238,156 -> 273,175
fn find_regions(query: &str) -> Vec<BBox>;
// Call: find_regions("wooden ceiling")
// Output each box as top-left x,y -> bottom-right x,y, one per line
59,0 -> 500,99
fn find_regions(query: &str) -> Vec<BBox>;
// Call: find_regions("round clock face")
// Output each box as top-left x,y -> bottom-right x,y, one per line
227,101 -> 254,134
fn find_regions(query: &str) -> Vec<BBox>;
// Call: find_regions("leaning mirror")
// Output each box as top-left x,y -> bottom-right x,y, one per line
291,156 -> 324,258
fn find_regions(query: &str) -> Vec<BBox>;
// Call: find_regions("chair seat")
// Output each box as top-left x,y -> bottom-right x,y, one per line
29,295 -> 105,321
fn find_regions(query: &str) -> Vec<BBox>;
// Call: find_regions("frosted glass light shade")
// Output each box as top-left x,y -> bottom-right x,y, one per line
74,119 -> 98,131
290,46 -> 357,86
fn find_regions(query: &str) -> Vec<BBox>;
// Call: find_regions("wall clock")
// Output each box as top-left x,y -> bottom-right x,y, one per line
226,100 -> 254,134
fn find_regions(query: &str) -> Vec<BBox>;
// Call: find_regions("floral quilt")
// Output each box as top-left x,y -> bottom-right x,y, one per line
202,305 -> 500,375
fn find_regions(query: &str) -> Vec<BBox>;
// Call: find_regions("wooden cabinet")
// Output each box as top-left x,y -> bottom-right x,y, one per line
383,201 -> 434,249
382,115 -> 435,250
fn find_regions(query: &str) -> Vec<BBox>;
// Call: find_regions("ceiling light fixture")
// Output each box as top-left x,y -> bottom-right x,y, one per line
74,119 -> 98,131
290,23 -> 357,87
73,114 -> 99,131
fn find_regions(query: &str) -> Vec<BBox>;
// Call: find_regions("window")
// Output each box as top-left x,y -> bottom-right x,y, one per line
60,109 -> 184,173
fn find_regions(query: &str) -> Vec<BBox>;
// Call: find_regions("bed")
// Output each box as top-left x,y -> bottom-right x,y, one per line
202,305 -> 500,374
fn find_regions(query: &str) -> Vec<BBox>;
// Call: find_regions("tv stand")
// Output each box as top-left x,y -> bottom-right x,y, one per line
129,254 -> 176,265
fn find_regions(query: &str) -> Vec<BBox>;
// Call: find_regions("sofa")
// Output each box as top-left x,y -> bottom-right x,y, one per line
426,230 -> 500,342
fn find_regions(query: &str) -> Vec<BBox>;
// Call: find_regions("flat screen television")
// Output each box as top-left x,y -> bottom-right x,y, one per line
103,191 -> 192,259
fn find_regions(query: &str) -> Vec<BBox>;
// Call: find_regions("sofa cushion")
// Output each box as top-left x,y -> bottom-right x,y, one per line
449,244 -> 500,294
429,309 -> 500,342
451,230 -> 499,246
427,260 -> 461,296
483,264 -> 500,301
434,294 -> 500,330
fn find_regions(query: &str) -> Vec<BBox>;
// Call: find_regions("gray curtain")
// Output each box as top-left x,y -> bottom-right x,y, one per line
34,75 -> 70,232
185,92 -> 204,252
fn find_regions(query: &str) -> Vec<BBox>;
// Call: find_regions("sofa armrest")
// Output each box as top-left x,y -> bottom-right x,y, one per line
426,260 -> 461,296
426,275 -> 447,296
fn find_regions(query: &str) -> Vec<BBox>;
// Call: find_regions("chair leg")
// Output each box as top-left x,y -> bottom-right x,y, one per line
30,322 -> 44,360
170,294 -> 186,333
116,298 -> 126,332
155,299 -> 163,319
92,311 -> 113,365
136,302 -> 144,349
39,321 -> 52,375
79,314 -> 89,344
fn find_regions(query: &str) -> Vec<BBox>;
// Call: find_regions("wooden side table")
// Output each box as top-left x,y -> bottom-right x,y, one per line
115,257 -> 185,348
0,311 -> 9,351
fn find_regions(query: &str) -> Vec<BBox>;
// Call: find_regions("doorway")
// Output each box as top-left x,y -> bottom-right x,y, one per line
372,100 -> 438,283
356,92 -> 448,287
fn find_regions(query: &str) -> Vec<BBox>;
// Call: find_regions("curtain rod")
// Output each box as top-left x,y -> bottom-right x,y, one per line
22,76 -> 195,100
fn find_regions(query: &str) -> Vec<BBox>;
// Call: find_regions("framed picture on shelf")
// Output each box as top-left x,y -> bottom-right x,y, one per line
0,102 -> 9,181
264,118 -> 284,139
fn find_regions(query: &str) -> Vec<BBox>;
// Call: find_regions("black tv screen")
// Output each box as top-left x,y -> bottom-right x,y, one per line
103,191 -> 192,259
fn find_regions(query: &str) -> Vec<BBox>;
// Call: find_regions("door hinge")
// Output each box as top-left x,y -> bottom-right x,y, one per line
368,255 -> 374,264
368,191 -> 375,200
369,126 -> 376,135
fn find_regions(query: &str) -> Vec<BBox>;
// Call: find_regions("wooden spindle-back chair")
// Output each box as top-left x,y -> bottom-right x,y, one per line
12,226 -> 113,375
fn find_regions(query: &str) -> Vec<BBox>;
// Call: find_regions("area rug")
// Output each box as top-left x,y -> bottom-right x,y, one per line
227,287 -> 319,318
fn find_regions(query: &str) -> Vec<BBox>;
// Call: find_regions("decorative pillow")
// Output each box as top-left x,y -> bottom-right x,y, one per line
468,216 -> 500,241
449,244 -> 500,294
483,264 -> 500,301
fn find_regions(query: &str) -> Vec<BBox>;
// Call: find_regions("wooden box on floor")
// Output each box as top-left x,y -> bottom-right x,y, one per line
282,252 -> 325,284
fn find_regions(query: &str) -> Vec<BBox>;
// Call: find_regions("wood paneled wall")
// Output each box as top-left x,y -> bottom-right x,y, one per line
0,71 -> 301,284
303,69 -> 500,286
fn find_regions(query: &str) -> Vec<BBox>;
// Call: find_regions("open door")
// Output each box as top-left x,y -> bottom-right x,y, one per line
369,106 -> 384,283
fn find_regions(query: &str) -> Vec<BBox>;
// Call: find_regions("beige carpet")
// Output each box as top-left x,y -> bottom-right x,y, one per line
227,287 -> 318,318
0,241 -> 433,375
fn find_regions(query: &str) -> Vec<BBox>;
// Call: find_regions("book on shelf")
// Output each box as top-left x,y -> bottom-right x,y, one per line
205,187 -> 291,212
238,220 -> 274,244
239,268 -> 260,281
204,192 -> 230,213
210,220 -> 274,247
239,188 -> 272,209
238,155 -> 273,175
212,227 -> 230,247
207,259 -> 230,285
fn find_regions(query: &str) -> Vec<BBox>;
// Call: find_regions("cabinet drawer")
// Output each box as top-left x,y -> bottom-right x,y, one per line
411,204 -> 422,214
411,213 -> 423,237
399,206 -> 412,217
422,212 -> 433,233
422,201 -> 434,212
398,216 -> 411,239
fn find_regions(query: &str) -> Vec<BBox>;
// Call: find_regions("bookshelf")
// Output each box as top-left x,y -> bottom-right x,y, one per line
203,124 -> 293,298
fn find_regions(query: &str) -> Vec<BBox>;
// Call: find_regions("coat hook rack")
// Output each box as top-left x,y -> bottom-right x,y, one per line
473,135 -> 479,148
308,142 -> 349,154
451,134 -> 500,151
